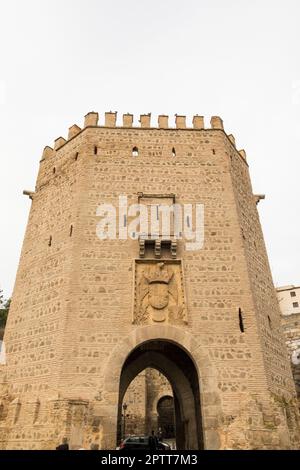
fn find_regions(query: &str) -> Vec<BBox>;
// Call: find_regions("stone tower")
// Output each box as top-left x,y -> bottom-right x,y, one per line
0,112 -> 299,450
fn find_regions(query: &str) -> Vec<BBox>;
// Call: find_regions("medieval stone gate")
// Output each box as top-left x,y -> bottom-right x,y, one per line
0,112 -> 299,449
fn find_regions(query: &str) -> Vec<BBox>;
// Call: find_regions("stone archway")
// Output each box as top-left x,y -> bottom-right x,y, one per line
117,342 -> 202,449
100,325 -> 222,450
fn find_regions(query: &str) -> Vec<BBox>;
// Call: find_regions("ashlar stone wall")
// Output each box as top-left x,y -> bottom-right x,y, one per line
0,112 -> 299,449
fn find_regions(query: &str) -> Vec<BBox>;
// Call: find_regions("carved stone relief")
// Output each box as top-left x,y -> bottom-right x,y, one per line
133,260 -> 187,325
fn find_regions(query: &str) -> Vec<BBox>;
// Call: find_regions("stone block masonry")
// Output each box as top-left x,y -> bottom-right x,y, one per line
0,112 -> 299,449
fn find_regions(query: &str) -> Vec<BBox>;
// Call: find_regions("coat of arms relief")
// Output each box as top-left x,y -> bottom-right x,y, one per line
133,260 -> 187,325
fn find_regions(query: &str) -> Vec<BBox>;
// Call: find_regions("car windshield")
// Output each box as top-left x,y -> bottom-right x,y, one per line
126,436 -> 148,443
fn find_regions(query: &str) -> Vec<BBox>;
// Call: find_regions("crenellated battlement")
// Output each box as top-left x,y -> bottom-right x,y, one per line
76,111 -> 225,130
41,111 -> 246,161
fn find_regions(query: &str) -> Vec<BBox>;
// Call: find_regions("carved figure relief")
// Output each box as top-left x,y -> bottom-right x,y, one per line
133,260 -> 187,325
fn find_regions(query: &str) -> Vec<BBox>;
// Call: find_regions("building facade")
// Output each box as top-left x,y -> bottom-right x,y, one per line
0,112 -> 299,449
277,286 -> 300,398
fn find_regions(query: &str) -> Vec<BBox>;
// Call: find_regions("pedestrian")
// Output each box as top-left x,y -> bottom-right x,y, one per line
55,437 -> 69,450
90,443 -> 99,450
149,430 -> 157,450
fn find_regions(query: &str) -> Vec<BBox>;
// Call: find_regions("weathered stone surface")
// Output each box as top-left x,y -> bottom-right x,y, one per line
123,368 -> 173,436
0,113 -> 299,449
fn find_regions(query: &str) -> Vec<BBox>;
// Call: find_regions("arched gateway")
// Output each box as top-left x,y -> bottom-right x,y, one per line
100,325 -> 221,450
118,340 -> 202,449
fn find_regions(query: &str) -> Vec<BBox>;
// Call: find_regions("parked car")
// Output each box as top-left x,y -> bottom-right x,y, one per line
118,435 -> 171,451
157,441 -> 172,450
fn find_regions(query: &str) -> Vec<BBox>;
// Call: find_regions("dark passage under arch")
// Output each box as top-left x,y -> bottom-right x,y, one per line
117,339 -> 204,450
157,395 -> 175,439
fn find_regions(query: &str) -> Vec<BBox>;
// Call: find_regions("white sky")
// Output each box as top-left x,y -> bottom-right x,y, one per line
0,0 -> 299,298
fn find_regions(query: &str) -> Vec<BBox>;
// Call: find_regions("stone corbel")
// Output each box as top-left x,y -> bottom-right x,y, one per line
23,190 -> 35,200
254,194 -> 265,205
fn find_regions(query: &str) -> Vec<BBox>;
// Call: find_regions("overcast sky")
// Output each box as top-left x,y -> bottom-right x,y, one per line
0,0 -> 299,298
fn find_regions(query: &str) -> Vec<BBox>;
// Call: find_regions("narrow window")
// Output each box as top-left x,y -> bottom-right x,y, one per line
212,149 -> 216,155
124,215 -> 127,227
156,205 -> 159,220
186,215 -> 190,228
48,236 -> 52,247
33,401 -> 40,424
53,167 -> 56,174
293,302 -> 299,308
290,291 -> 296,297
172,147 -> 176,157
75,152 -> 79,161
69,225 -> 73,237
132,147 -> 139,157
239,308 -> 244,333
268,315 -> 272,329
0,404 -> 4,422
14,403 -> 21,424
94,146 -> 98,155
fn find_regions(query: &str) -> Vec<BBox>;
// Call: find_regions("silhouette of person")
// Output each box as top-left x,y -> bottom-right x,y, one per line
149,430 -> 157,450
56,437 -> 69,450
90,443 -> 99,450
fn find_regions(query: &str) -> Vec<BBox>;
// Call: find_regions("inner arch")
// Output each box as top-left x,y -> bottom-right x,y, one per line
117,339 -> 204,450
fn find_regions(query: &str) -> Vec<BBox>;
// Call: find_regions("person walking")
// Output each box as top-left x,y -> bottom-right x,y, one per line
149,430 -> 158,450
55,437 -> 69,450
